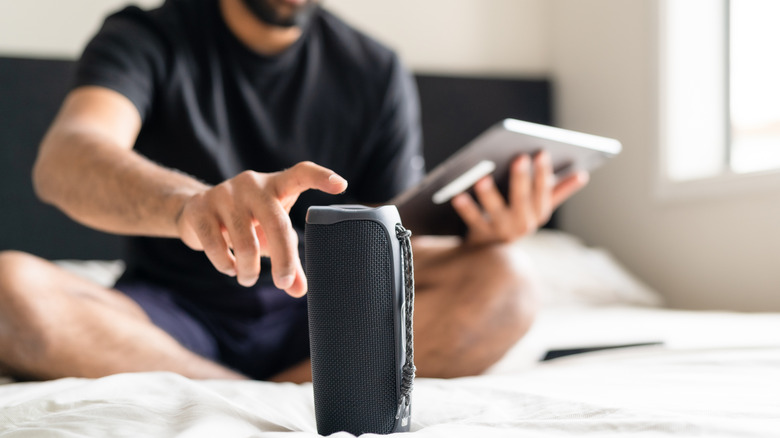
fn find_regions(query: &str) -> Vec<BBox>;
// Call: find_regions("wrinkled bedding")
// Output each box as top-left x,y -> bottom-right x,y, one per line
2,306 -> 779,437
2,231 -> 778,437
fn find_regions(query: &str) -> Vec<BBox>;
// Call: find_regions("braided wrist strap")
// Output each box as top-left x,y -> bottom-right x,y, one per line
395,224 -> 415,421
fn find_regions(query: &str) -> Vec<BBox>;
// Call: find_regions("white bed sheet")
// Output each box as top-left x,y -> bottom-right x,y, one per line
3,232 -> 776,436
2,306 -> 779,437
488,305 -> 780,373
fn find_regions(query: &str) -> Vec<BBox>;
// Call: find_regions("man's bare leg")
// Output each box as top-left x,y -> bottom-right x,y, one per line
271,237 -> 539,383
410,237 -> 538,378
0,250 -> 245,380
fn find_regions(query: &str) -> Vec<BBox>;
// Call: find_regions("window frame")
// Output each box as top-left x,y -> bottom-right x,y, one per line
656,0 -> 780,201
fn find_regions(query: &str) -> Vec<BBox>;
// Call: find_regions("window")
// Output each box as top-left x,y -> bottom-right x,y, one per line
660,0 -> 780,189
730,0 -> 780,173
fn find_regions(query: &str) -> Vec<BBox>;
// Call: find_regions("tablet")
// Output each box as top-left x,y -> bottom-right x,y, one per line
391,118 -> 621,236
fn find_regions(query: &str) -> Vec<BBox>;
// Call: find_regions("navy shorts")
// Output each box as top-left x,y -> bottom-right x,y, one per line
114,279 -> 310,380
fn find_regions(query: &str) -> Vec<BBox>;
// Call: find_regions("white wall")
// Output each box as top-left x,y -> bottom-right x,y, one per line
0,0 -> 164,59
326,0 -> 551,76
0,0 -> 552,77
330,0 -> 780,311
551,0 -> 780,312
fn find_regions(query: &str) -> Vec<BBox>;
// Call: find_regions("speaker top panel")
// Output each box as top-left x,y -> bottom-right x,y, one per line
306,205 -> 402,229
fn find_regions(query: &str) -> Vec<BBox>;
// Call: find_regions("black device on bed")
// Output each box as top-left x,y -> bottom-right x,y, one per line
305,205 -> 414,435
392,119 -> 621,236
543,342 -> 664,361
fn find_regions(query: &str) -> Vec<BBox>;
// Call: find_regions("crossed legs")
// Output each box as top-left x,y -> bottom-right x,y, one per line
0,251 -> 243,380
0,239 -> 538,381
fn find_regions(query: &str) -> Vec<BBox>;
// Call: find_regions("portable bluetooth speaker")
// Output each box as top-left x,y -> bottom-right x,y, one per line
305,205 -> 415,435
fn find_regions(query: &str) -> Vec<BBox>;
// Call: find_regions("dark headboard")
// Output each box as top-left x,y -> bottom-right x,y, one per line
0,56 -> 553,260
415,74 -> 552,170
0,57 -> 125,260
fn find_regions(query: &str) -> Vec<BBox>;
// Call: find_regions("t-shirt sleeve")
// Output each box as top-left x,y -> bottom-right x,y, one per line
72,7 -> 168,122
353,55 -> 425,204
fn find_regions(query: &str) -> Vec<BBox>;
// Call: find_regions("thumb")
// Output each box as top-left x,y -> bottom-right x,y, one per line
551,171 -> 589,209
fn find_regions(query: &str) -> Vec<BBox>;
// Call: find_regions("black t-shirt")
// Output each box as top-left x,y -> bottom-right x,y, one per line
74,0 -> 424,303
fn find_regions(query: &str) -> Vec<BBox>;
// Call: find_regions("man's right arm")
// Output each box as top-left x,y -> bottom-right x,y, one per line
34,86 -> 208,240
34,86 -> 347,296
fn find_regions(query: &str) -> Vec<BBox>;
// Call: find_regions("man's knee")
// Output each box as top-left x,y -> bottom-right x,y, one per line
454,243 -> 539,312
468,243 -> 529,283
459,243 -> 538,333
0,250 -> 44,296
0,251 -> 57,359
415,243 -> 539,377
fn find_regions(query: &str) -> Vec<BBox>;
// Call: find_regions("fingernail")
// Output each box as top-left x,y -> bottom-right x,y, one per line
513,158 -> 526,172
329,174 -> 347,186
277,274 -> 295,289
289,286 -> 307,299
239,277 -> 257,287
522,156 -> 532,170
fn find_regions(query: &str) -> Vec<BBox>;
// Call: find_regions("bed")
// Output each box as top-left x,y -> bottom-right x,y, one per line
3,347 -> 780,437
2,57 -> 779,437
2,231 -> 780,437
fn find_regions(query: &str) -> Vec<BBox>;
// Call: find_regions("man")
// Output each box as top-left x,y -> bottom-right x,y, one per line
0,0 -> 587,381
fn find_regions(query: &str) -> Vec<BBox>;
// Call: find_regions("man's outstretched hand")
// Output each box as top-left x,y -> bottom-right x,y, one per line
451,152 -> 589,246
176,161 -> 348,297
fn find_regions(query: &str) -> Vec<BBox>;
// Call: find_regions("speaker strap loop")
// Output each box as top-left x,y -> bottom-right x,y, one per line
395,224 -> 415,420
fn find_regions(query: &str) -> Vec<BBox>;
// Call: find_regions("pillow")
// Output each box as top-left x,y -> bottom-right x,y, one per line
514,230 -> 663,308
54,259 -> 125,288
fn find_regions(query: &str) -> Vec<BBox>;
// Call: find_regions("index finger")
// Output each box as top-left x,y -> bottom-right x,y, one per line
250,198 -> 302,295
273,161 -> 348,199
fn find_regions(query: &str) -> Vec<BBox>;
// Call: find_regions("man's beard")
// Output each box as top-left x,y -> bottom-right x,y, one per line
242,0 -> 317,28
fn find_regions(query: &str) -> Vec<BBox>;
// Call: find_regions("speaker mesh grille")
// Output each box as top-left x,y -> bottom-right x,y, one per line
306,220 -> 397,435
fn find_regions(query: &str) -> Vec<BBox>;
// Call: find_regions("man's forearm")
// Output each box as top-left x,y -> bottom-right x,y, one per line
33,129 -> 209,238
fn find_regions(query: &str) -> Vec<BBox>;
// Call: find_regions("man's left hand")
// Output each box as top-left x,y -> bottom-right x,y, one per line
451,152 -> 589,246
